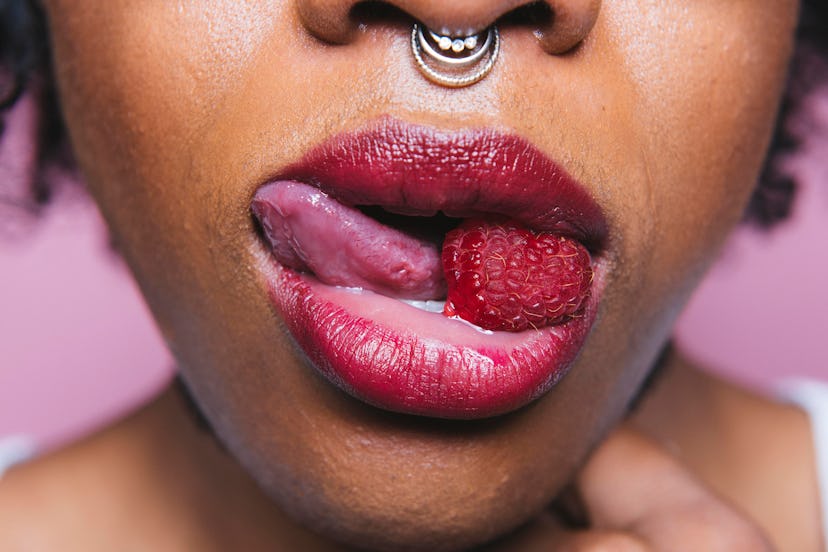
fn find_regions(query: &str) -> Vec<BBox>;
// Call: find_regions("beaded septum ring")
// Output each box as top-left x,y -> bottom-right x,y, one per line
411,24 -> 500,88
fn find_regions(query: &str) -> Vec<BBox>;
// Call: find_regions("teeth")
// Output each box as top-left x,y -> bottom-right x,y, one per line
400,299 -> 447,313
335,287 -> 447,314
336,286 -> 367,294
332,289 -> 491,334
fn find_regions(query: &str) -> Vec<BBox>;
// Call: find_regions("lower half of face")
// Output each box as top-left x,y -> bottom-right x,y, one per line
44,0 -> 797,548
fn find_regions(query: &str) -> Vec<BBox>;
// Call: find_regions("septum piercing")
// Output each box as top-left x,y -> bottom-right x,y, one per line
411,24 -> 500,88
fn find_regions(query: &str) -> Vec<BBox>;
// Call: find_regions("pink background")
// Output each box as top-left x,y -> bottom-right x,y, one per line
1,95 -> 827,452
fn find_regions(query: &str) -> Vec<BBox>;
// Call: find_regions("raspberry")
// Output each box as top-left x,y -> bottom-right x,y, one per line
442,219 -> 593,332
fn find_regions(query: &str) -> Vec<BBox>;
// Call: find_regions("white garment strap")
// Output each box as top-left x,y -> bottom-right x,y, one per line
779,378 -> 828,541
0,435 -> 35,479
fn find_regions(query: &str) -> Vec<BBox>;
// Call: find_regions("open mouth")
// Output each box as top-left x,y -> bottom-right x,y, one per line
251,118 -> 609,419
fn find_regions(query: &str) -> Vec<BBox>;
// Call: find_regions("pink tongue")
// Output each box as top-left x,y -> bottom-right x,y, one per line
252,181 -> 445,300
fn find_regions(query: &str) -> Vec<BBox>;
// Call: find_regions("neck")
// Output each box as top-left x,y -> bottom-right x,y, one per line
141,354 -> 822,551
129,386 -> 342,551
632,350 -> 823,552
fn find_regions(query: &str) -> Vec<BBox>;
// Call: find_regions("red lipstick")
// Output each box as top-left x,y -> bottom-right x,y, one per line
252,118 -> 608,419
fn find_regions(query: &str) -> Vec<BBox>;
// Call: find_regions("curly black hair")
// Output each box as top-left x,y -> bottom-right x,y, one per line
0,0 -> 68,211
1,0 -> 827,225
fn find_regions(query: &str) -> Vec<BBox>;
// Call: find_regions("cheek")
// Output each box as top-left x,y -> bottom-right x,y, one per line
616,0 -> 796,244
46,0 -> 275,208
601,0 -> 797,315
45,1 -> 282,323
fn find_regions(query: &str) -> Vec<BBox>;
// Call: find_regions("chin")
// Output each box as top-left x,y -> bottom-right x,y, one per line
251,460 -> 546,551
204,388 -> 581,552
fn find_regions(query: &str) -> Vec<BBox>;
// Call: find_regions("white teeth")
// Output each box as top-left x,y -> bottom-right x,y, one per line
336,286 -> 366,294
334,287 -> 447,314
400,299 -> 447,313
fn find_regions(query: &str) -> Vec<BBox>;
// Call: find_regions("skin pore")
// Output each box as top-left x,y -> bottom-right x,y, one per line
0,0 -> 822,550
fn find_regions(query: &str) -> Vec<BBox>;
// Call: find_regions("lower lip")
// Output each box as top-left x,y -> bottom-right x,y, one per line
260,256 -> 605,420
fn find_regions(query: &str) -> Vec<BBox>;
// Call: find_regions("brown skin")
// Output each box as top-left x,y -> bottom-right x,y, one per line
1,361 -> 820,550
0,0 -> 818,550
632,354 -> 823,552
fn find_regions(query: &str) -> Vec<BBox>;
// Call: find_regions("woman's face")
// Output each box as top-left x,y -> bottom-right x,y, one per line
42,0 -> 798,549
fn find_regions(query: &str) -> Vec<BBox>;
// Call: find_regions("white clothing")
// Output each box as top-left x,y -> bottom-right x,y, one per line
0,434 -> 35,479
779,378 -> 828,542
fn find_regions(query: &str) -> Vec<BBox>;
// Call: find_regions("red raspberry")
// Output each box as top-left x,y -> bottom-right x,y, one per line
442,219 -> 593,332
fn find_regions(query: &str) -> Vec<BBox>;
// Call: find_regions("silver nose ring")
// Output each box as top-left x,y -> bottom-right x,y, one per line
411,24 -> 500,88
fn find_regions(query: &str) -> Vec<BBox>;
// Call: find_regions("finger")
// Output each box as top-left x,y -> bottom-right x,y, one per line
545,529 -> 650,552
480,510 -> 650,552
575,427 -> 703,526
572,426 -> 773,551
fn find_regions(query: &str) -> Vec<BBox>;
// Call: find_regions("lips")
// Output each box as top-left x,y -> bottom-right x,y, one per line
251,118 -> 608,419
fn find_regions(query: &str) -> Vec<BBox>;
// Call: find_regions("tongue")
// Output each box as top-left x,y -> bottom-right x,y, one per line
252,181 -> 445,300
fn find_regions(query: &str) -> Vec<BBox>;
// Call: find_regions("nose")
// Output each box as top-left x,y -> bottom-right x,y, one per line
296,0 -> 601,54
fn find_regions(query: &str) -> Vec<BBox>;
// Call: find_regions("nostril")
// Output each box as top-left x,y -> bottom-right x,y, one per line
297,0 -> 350,44
349,0 -> 535,38
498,1 -> 552,29
534,0 -> 602,55
351,1 -> 413,29
353,1 -> 554,39
296,1 -> 427,45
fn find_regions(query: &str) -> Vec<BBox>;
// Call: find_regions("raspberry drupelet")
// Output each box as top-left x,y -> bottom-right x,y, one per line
442,219 -> 593,332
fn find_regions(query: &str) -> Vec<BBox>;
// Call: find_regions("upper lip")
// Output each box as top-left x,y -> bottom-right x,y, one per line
273,117 -> 608,251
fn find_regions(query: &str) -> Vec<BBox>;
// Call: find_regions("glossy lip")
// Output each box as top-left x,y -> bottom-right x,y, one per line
252,117 -> 609,419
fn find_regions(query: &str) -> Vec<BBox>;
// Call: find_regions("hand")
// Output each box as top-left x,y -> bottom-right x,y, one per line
484,427 -> 773,551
